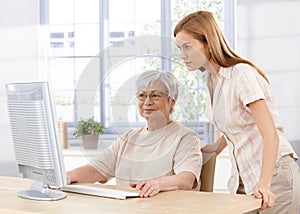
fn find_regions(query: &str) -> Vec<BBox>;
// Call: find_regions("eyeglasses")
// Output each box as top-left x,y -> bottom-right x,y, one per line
136,90 -> 168,101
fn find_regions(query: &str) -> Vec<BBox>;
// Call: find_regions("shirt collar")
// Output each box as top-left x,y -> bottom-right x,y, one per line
218,66 -> 234,80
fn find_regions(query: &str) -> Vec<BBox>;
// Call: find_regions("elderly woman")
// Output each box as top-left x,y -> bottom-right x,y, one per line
67,70 -> 202,197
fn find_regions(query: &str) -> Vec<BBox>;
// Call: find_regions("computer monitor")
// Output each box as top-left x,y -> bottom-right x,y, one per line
6,81 -> 67,201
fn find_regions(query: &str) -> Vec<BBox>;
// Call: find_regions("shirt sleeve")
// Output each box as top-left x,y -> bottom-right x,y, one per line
237,67 -> 265,106
173,130 -> 202,189
90,136 -> 124,181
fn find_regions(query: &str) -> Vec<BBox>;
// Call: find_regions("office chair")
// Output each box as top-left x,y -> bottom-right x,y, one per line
200,152 -> 217,192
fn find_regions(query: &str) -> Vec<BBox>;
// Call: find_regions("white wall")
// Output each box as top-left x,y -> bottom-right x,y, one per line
0,0 -> 40,175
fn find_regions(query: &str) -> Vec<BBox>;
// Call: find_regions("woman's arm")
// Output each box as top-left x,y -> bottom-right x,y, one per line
129,171 -> 196,197
248,99 -> 278,210
66,164 -> 107,184
201,135 -> 227,154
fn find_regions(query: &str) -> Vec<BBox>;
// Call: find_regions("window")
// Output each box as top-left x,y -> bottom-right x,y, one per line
41,0 -> 235,139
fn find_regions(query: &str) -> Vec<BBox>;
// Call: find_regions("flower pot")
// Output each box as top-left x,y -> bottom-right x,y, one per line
82,134 -> 98,150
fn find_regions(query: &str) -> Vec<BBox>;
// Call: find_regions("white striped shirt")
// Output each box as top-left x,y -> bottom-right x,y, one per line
206,63 -> 298,194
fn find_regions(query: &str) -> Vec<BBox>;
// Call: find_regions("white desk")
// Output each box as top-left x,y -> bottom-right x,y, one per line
0,176 -> 261,214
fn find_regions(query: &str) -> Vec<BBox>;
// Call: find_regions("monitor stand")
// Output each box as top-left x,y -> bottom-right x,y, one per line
18,180 -> 67,201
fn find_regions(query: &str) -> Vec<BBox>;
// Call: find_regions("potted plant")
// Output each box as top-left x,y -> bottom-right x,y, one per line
73,116 -> 104,149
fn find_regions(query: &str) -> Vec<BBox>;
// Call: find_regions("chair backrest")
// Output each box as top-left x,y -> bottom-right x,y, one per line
200,152 -> 217,192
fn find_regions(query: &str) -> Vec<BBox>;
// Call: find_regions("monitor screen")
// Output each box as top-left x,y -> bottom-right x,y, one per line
6,81 -> 67,201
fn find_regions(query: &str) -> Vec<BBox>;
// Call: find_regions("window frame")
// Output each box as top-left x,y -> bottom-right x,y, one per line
40,0 -> 236,140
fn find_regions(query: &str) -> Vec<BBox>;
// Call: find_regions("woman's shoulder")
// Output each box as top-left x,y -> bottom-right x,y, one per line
232,63 -> 256,73
230,63 -> 259,81
221,63 -> 256,81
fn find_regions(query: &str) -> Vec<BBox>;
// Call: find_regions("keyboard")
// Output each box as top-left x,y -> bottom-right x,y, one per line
61,184 -> 140,200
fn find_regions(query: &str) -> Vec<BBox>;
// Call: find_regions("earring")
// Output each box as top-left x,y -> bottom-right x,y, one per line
199,66 -> 206,72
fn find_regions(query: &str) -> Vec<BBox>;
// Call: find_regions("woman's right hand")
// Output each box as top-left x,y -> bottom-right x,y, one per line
201,143 -> 219,153
201,135 -> 227,154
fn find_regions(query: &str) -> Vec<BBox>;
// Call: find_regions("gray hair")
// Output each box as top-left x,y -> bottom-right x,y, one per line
136,70 -> 179,100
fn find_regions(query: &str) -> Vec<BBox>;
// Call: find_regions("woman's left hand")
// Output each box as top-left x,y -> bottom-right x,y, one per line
129,180 -> 160,197
253,187 -> 276,211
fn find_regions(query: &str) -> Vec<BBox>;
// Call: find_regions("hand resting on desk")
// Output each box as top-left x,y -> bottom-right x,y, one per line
67,165 -> 196,198
129,172 -> 196,197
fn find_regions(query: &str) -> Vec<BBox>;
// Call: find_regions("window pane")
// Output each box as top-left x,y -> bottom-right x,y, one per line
73,24 -> 99,56
49,0 -> 74,24
48,0 -> 100,124
109,57 -> 154,125
48,25 -> 74,58
171,0 -> 224,30
74,0 -> 99,24
109,0 -> 161,35
48,57 -> 74,122
45,0 -> 227,134
55,89 -> 75,122
106,0 -> 162,128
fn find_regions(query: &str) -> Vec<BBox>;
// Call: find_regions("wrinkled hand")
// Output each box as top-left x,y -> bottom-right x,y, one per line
129,180 -> 160,197
253,187 -> 276,211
